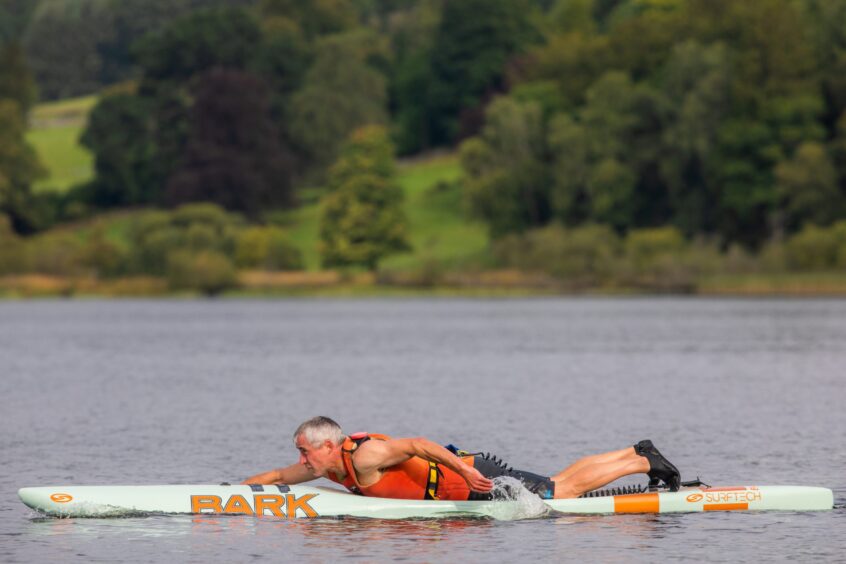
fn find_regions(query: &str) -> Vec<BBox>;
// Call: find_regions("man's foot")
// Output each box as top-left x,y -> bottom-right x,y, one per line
634,440 -> 680,492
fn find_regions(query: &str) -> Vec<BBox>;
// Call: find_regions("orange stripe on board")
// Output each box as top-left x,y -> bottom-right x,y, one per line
704,503 -> 748,511
613,493 -> 659,513
702,487 -> 747,492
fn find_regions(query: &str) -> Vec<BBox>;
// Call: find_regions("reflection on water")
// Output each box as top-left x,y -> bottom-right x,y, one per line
2,299 -> 845,561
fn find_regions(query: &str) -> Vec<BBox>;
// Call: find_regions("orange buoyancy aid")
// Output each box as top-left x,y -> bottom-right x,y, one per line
326,433 -> 476,501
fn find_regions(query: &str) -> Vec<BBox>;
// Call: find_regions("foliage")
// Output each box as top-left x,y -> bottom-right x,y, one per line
22,0 -> 257,100
259,0 -> 357,39
458,0 -> 846,248
461,97 -> 551,237
783,222 -> 846,270
319,126 -> 410,269
235,226 -> 304,270
79,93 -> 158,207
288,33 -> 388,171
78,6 -> 299,214
134,7 -> 260,83
165,69 -> 295,216
0,99 -> 47,232
0,42 -> 36,114
494,223 -> 619,284
127,204 -> 243,275
166,250 -> 237,295
0,213 -> 25,273
395,0 -> 539,151
776,141 -> 842,229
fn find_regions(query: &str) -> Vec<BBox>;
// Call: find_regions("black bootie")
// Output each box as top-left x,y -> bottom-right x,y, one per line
634,439 -> 681,492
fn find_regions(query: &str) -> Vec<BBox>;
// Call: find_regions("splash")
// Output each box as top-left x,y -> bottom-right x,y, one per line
483,476 -> 552,521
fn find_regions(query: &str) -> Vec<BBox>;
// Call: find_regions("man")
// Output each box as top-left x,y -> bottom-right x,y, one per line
243,416 -> 681,500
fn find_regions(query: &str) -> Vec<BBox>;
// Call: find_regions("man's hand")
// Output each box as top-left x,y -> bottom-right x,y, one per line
461,466 -> 495,493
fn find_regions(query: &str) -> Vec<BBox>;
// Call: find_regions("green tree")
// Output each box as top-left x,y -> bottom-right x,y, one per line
587,158 -> 636,229
0,100 -> 46,232
319,126 -> 410,269
80,93 -> 159,207
401,0 -> 538,150
659,41 -> 730,236
549,71 -> 670,230
134,7 -> 261,84
259,0 -> 357,40
546,0 -> 597,35
776,141 -> 842,229
712,119 -> 781,247
461,96 -> 551,237
23,0 -> 115,100
288,33 -> 388,171
0,42 -> 36,115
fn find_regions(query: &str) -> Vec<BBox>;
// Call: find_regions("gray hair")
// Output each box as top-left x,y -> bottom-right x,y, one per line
293,416 -> 344,446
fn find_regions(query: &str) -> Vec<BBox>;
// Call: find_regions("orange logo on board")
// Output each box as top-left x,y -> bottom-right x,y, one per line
686,493 -> 704,502
50,493 -> 73,503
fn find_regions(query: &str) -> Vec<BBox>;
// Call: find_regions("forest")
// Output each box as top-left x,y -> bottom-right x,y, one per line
1,0 -> 845,295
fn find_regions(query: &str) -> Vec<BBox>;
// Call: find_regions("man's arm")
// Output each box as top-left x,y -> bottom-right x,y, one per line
241,463 -> 316,485
354,437 -> 494,493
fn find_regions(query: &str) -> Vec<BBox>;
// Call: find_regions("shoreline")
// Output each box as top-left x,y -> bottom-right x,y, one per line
2,271 -> 846,299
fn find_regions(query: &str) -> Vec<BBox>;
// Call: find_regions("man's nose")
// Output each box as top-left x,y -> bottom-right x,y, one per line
298,453 -> 307,465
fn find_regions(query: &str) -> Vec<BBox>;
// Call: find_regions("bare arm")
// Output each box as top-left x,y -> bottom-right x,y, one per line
241,463 -> 316,485
354,437 -> 494,493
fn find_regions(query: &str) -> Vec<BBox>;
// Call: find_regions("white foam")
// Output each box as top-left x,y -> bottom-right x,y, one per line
483,476 -> 552,521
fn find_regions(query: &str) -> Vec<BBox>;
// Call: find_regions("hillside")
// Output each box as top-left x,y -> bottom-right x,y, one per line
26,95 -> 95,192
24,96 -> 489,271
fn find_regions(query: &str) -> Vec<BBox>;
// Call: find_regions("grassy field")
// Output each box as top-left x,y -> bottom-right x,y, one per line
27,95 -> 96,192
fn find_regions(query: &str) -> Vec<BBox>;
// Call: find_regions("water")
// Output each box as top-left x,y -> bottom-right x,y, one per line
1,298 -> 844,562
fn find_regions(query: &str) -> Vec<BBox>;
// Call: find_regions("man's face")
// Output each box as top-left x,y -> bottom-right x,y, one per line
295,434 -> 337,477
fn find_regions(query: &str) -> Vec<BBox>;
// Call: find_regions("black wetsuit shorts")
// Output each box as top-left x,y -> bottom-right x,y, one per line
468,453 -> 555,500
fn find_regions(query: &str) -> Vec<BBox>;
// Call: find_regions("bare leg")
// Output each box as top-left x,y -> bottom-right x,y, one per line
551,447 -> 635,483
552,448 -> 649,499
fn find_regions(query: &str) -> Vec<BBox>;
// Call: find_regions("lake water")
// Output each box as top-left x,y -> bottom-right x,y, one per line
1,298 -> 844,562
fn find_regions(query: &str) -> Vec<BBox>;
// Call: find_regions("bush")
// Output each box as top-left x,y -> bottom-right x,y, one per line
618,227 -> 699,291
25,232 -> 85,276
0,214 -> 25,274
784,222 -> 846,270
166,250 -> 237,296
127,204 -> 243,274
494,223 -> 620,285
235,226 -> 303,270
75,230 -> 128,278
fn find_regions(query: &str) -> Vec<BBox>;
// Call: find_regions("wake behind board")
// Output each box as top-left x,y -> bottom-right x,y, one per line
19,483 -> 834,519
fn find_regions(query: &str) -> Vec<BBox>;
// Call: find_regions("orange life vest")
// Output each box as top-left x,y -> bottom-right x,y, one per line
326,433 -> 476,501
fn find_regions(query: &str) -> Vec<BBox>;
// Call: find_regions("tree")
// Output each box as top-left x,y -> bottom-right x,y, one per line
0,42 -> 36,115
319,126 -> 410,269
23,0 -> 115,100
0,100 -> 46,232
166,69 -> 295,217
288,33 -> 388,171
462,96 -> 551,237
134,7 -> 261,84
659,41 -> 730,236
549,71 -> 671,231
259,0 -> 357,40
80,93 -> 159,207
776,142 -> 842,229
400,0 -> 538,150
712,119 -> 781,247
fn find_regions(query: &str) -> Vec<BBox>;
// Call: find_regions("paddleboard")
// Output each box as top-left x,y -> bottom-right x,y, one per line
18,483 -> 834,519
